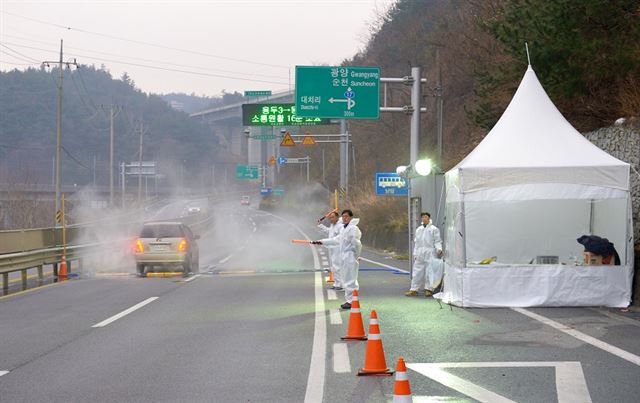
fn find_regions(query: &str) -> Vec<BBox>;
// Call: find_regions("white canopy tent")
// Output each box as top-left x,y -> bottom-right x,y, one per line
440,66 -> 634,307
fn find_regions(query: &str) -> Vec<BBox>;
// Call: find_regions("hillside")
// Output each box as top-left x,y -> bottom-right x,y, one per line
0,65 -> 218,187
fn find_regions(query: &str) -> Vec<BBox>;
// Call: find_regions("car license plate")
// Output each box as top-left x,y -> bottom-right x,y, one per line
151,245 -> 169,252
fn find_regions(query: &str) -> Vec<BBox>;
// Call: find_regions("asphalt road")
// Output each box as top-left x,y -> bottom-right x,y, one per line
2,205 -> 640,402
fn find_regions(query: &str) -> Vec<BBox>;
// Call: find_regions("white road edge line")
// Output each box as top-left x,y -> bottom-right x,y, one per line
359,256 -> 410,274
513,307 -> 640,367
329,308 -> 343,325
327,289 -> 337,300
262,212 -> 325,403
92,297 -> 159,328
333,343 -> 351,373
219,255 -> 233,264
184,274 -> 200,283
0,371 -> 9,377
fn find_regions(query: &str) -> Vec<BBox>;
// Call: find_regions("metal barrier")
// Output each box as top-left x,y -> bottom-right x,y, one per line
0,191 -> 245,294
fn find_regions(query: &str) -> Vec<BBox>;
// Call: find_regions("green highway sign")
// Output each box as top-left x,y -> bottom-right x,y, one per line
244,90 -> 272,97
235,164 -> 260,180
252,134 -> 276,140
242,103 -> 330,126
295,66 -> 380,119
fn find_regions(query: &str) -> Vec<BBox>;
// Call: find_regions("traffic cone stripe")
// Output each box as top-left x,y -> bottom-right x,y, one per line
353,296 -> 359,301
368,333 -> 381,340
393,396 -> 412,403
370,318 -> 378,325
350,308 -> 360,313
395,371 -> 408,381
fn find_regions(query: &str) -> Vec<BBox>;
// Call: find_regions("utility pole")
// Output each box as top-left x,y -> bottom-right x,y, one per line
43,39 -> 78,226
137,120 -> 144,202
102,104 -> 122,206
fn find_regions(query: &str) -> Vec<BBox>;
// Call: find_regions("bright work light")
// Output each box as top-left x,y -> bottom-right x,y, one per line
414,159 -> 433,176
396,165 -> 408,176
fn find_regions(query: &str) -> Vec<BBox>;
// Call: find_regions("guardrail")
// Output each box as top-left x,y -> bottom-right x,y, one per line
0,191 -> 245,294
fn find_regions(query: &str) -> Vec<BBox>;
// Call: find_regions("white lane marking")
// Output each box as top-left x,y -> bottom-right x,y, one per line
513,307 -> 640,367
332,343 -> 351,373
92,297 -> 158,328
305,271 -> 326,402
359,257 -> 410,274
252,227 -> 257,233
329,308 -> 342,325
259,211 -> 326,403
327,289 -> 337,300
408,362 -> 591,403
184,274 -> 200,283
219,255 -> 233,264
0,371 -> 9,377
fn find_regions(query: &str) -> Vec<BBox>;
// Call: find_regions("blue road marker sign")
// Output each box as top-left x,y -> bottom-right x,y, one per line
277,156 -> 287,166
375,172 -> 408,196
261,188 -> 272,196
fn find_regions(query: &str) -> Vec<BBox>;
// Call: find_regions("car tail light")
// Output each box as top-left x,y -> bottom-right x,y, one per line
178,239 -> 188,252
135,239 -> 144,253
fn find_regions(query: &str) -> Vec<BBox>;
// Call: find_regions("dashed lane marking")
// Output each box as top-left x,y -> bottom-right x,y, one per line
0,371 -> 9,377
327,289 -> 337,300
332,343 -> 351,373
183,274 -> 200,283
329,308 -> 343,325
92,297 -> 158,328
513,307 -> 640,367
218,255 -> 233,264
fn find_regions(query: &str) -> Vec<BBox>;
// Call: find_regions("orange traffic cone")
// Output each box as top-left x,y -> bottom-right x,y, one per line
393,357 -> 412,402
327,271 -> 335,284
341,290 -> 367,341
58,255 -> 68,280
357,310 -> 393,376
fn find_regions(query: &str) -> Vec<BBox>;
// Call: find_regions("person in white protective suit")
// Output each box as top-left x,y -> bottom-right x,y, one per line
314,209 -> 362,310
317,210 -> 343,290
405,212 -> 443,297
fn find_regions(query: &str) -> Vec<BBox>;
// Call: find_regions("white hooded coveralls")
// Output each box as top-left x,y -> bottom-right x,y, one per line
410,222 -> 443,292
317,218 -> 343,287
321,218 -> 361,303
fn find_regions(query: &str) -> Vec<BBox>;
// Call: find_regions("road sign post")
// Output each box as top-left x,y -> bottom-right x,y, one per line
295,66 -> 380,119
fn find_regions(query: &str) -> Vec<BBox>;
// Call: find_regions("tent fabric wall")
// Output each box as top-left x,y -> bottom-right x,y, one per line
439,66 -> 634,308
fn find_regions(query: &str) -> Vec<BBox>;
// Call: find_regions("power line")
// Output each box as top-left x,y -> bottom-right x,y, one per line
2,33 -> 288,80
1,10 -> 290,69
0,43 -> 40,64
0,41 -> 290,86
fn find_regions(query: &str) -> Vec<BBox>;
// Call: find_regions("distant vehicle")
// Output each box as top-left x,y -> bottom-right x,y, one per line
241,196 -> 251,206
259,195 -> 280,211
133,221 -> 199,277
186,206 -> 201,215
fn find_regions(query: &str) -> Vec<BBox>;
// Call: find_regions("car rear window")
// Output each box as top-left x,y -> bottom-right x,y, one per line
140,224 -> 184,238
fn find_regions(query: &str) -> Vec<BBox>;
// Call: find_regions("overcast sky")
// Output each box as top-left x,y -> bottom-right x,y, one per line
0,0 -> 395,96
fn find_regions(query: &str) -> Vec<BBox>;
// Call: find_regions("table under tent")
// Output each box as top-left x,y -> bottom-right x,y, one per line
438,65 -> 634,308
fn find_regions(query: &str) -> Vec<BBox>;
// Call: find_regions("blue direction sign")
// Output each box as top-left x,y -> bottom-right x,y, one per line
375,173 -> 408,196
260,188 -> 272,196
277,156 -> 287,166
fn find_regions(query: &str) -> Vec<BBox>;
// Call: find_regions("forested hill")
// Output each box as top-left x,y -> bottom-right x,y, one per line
343,0 -> 640,175
0,65 -> 217,185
